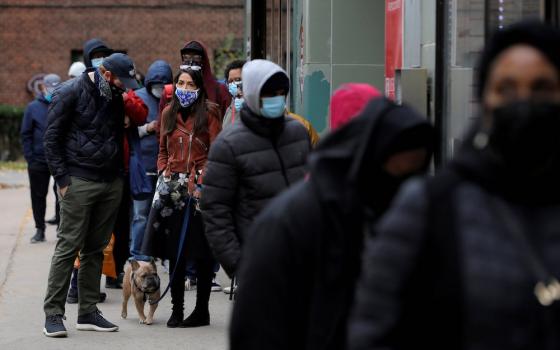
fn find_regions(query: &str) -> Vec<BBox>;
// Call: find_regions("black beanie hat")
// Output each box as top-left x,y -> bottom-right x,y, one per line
181,42 -> 204,56
477,20 -> 560,98
261,72 -> 290,96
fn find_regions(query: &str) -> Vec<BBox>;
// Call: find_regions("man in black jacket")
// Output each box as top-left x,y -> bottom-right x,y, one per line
42,53 -> 139,338
20,73 -> 61,243
201,59 -> 311,277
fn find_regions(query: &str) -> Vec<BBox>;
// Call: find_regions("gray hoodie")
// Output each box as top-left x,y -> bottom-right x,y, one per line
242,59 -> 288,116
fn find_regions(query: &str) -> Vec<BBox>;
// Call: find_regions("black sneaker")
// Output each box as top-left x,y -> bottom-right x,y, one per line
76,309 -> 118,332
46,216 -> 59,226
66,287 -> 78,304
30,229 -> 45,243
43,314 -> 67,337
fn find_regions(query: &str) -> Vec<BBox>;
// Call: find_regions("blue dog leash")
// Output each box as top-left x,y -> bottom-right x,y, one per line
150,196 -> 193,305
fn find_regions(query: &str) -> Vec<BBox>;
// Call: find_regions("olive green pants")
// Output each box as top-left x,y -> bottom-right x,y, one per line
44,176 -> 123,317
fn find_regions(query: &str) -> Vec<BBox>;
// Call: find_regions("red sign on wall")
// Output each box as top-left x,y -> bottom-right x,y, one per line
385,0 -> 403,100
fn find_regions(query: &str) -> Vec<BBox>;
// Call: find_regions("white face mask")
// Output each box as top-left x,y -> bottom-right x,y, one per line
91,58 -> 104,68
151,85 -> 164,99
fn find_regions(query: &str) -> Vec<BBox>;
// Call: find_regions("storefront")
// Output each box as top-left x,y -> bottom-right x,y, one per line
245,0 -> 560,163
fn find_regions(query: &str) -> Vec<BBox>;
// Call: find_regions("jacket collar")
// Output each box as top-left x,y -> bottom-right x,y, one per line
239,107 -> 285,139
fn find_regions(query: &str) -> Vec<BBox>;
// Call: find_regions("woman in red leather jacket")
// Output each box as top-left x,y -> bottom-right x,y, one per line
141,67 -> 221,328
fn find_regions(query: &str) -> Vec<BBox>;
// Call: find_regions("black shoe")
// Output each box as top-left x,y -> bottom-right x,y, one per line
46,216 -> 59,225
43,314 -> 67,337
66,287 -> 78,304
99,292 -> 107,303
166,310 -> 184,328
30,229 -> 45,243
76,309 -> 118,332
180,309 -> 210,328
106,273 -> 124,289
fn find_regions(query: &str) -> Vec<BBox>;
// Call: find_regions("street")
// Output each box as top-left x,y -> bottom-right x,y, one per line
0,170 -> 232,350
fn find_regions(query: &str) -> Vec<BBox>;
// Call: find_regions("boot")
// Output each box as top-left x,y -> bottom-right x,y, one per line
166,310 -> 184,328
30,228 -> 45,243
181,308 -> 209,328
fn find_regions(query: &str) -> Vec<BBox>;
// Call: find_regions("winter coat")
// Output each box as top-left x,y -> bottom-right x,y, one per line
135,60 -> 173,173
348,135 -> 560,350
44,72 -> 145,188
200,61 -> 311,277
21,95 -> 50,168
157,103 -> 222,193
229,98 -> 434,350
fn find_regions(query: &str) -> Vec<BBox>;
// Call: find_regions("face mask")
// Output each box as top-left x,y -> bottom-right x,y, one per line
234,97 -> 244,111
228,81 -> 242,97
488,100 -> 560,178
44,93 -> 52,103
260,95 -> 286,119
91,58 -> 104,68
175,88 -> 199,108
95,69 -> 112,101
151,85 -> 164,99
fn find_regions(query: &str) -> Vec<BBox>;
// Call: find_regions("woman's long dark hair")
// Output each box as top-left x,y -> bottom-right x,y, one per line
163,68 -> 208,135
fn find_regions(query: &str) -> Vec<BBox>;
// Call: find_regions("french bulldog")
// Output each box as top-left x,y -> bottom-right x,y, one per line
121,259 -> 161,325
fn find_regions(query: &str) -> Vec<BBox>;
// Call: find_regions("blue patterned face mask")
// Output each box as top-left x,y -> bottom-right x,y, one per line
260,95 -> 286,118
175,88 -> 199,108
234,97 -> 244,111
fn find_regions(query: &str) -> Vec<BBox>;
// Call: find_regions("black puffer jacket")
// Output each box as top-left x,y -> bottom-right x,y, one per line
200,107 -> 311,276
44,72 -> 124,188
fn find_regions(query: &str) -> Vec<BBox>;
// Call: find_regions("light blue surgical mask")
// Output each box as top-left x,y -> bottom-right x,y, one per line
228,81 -> 242,97
234,97 -> 244,111
91,58 -> 104,68
260,95 -> 286,118
44,93 -> 52,103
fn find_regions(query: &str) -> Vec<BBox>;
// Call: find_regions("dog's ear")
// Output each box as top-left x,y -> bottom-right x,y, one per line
130,259 -> 140,271
149,257 -> 157,270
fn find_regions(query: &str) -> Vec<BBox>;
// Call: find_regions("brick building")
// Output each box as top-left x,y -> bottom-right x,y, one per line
0,0 -> 244,107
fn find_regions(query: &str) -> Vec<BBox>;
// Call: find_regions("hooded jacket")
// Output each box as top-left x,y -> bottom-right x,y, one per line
229,98 -> 434,350
200,60 -> 312,276
21,95 -> 50,168
83,38 -> 112,69
183,41 -> 230,110
135,60 -> 173,173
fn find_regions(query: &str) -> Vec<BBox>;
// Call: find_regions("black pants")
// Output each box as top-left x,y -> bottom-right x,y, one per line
27,165 -> 51,230
168,211 -> 214,314
112,177 -> 131,276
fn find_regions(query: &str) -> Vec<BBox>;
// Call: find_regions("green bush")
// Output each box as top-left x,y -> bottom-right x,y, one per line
0,104 -> 25,161
213,34 -> 245,82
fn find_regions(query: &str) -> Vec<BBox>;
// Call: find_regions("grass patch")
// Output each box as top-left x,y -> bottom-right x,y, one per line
0,161 -> 27,171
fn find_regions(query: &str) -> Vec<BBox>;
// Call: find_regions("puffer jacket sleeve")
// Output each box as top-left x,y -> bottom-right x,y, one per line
348,179 -> 429,350
200,136 -> 240,276
44,84 -> 77,188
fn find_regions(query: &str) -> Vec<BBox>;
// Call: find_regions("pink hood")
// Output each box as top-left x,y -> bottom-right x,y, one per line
329,83 -> 382,130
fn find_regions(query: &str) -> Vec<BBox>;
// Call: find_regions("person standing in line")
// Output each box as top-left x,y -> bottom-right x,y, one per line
21,74 -> 61,243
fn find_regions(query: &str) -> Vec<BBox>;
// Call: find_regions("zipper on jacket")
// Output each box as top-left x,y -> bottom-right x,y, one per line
179,136 -> 184,161
186,134 -> 193,173
272,141 -> 290,187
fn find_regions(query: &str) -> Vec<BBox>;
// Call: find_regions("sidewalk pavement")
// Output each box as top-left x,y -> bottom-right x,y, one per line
0,171 -> 233,350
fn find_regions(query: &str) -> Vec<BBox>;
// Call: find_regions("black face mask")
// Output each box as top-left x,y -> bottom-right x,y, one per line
366,170 -> 416,217
111,84 -> 126,96
489,101 -> 560,179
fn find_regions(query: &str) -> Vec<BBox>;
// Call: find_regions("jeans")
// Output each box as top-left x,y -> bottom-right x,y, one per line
130,175 -> 157,261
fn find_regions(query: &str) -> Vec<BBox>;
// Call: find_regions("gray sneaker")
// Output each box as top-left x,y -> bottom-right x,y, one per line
76,309 -> 118,332
43,314 -> 67,338
30,229 -> 45,243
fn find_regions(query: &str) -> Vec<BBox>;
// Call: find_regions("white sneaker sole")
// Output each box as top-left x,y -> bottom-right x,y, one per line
43,327 -> 68,337
76,323 -> 118,332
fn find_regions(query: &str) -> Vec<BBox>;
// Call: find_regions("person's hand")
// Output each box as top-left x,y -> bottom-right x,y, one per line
146,120 -> 158,133
59,186 -> 68,198
124,115 -> 131,128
